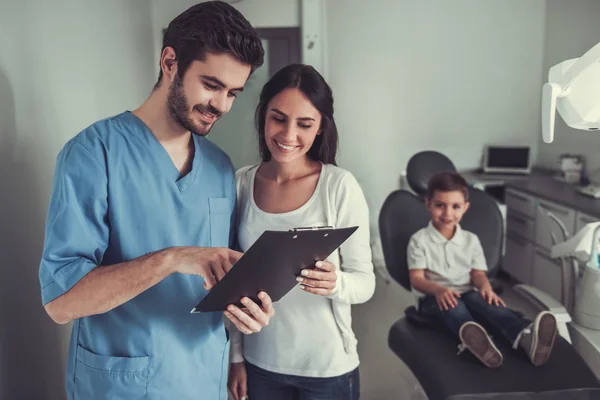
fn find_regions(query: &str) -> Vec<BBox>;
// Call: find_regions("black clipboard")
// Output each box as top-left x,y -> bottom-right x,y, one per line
191,226 -> 358,313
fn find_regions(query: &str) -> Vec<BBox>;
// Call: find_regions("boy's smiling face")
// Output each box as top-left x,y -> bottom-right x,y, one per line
425,190 -> 470,232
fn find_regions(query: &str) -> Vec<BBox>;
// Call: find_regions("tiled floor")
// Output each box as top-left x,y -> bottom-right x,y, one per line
352,272 -> 426,400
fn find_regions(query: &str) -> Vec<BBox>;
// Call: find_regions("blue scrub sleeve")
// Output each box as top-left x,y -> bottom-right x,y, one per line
39,141 -> 109,305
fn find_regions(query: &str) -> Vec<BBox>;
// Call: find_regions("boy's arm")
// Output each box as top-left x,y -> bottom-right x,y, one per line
470,269 -> 506,306
409,269 -> 448,296
468,235 -> 496,294
407,236 -> 461,310
407,236 -> 447,295
410,270 -> 461,311
470,270 -> 493,292
407,236 -> 460,303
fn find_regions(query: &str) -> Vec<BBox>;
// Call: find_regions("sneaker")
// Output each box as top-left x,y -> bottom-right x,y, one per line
517,311 -> 558,366
458,321 -> 503,368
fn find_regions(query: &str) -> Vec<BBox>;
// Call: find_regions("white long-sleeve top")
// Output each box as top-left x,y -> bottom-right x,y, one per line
229,163 -> 375,377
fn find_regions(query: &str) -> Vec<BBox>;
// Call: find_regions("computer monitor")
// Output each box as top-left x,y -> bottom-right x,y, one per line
482,146 -> 531,174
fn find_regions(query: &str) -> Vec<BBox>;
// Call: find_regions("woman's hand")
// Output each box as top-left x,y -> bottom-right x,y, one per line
297,261 -> 337,296
228,362 -> 248,400
224,292 -> 275,334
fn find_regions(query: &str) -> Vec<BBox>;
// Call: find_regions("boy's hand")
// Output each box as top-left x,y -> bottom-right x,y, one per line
480,287 -> 506,307
435,287 -> 461,311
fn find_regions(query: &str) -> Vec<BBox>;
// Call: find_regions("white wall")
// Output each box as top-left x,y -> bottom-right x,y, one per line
151,0 -> 299,32
0,1 -> 155,398
536,0 -> 600,181
325,0 -> 547,234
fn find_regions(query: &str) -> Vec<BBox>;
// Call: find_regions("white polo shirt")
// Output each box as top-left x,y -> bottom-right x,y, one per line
407,222 -> 487,294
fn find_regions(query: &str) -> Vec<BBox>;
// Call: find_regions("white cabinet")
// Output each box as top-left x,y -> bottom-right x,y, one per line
532,249 -> 565,304
503,188 -> 587,306
505,189 -> 536,219
506,211 -> 535,242
504,235 -> 534,284
535,199 -> 576,252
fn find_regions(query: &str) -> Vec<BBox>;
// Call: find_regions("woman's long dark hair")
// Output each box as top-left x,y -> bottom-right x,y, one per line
255,64 -> 338,165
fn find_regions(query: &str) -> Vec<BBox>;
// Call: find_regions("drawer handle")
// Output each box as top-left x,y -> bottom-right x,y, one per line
509,236 -> 528,247
507,191 -> 531,203
538,202 -> 569,216
508,215 -> 530,226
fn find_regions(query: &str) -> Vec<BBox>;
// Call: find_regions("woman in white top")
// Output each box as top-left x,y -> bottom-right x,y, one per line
226,64 -> 375,400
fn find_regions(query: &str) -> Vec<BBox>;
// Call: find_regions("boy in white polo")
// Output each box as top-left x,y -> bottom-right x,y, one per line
407,172 -> 558,368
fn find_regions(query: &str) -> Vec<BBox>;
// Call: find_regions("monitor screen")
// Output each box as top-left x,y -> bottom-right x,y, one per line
486,147 -> 530,169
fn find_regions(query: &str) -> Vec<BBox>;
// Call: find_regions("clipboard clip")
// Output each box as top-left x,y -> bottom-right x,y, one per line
290,226 -> 334,232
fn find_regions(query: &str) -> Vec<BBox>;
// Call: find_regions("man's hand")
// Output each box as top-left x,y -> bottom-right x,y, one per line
480,287 -> 506,307
170,247 -> 243,289
225,291 -> 275,334
435,287 -> 461,311
297,261 -> 337,296
228,362 -> 248,400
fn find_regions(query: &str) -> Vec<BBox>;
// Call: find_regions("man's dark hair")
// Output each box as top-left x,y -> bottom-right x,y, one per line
255,64 -> 338,165
155,1 -> 264,87
426,172 -> 469,201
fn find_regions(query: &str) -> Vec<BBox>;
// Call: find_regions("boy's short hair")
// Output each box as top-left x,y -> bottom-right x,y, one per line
425,172 -> 469,201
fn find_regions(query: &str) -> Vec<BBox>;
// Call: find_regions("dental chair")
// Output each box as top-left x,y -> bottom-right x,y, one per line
380,151 -> 600,399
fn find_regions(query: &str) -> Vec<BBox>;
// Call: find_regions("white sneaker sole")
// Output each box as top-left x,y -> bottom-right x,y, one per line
530,312 -> 558,366
459,322 -> 503,368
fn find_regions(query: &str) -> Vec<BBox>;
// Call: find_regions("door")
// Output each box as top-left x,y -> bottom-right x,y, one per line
208,28 -> 301,170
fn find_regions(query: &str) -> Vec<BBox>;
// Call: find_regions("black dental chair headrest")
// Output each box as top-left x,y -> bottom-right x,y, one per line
406,151 -> 457,197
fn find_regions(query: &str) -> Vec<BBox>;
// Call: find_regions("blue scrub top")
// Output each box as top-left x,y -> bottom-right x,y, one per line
39,112 -> 236,400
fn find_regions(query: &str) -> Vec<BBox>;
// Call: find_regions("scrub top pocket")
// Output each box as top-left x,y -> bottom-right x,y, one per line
209,198 -> 232,248
74,345 -> 149,400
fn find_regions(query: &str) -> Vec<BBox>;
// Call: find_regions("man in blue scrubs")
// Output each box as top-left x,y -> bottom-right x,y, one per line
38,2 -> 274,399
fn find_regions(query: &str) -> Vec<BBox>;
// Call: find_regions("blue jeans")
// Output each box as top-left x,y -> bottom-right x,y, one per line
419,289 -> 529,343
246,362 -> 360,400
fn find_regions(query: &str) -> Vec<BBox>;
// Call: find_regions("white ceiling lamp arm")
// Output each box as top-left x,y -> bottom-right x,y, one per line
542,42 -> 600,143
542,82 -> 561,143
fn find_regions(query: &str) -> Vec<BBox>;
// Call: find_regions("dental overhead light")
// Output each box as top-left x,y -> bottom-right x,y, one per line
542,42 -> 600,143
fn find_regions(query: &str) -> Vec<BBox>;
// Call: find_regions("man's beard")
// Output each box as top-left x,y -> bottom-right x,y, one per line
167,74 -> 223,136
